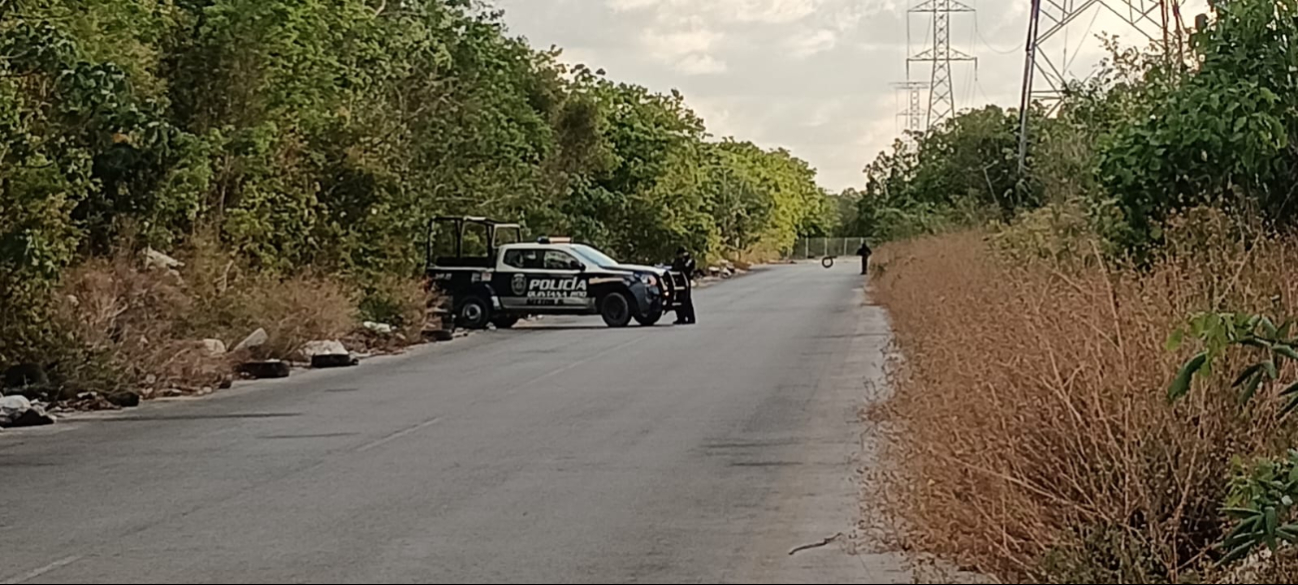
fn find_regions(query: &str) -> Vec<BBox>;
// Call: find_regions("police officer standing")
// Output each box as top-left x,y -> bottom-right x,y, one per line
856,241 -> 872,275
672,247 -> 697,325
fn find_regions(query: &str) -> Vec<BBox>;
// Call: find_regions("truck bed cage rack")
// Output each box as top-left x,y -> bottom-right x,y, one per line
426,216 -> 524,267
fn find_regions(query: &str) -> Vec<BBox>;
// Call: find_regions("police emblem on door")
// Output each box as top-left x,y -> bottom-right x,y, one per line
511,273 -> 527,296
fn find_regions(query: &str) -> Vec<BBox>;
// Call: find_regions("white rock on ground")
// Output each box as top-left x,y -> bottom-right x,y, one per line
362,321 -> 394,335
0,394 -> 32,415
301,340 -> 348,357
200,338 -> 228,356
0,394 -> 34,427
233,328 -> 268,352
144,248 -> 184,270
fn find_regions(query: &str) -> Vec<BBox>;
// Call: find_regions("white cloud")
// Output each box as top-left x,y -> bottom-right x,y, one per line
804,97 -> 847,128
607,0 -> 659,10
640,23 -> 721,60
606,0 -> 844,26
638,19 -> 727,74
732,0 -> 820,24
501,0 -> 1201,190
785,29 -> 837,58
677,54 -> 728,75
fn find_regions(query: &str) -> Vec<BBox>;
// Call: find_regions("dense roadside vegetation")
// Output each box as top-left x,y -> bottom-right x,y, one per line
862,0 -> 1298,582
0,0 -> 836,397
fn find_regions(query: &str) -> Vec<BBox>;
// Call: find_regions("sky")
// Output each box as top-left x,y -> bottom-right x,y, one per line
493,0 -> 1210,191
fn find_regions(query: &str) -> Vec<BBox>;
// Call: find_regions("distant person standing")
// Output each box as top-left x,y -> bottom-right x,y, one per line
856,241 -> 872,275
671,247 -> 697,325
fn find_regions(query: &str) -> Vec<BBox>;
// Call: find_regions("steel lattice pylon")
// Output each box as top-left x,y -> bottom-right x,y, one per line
1016,0 -> 1185,171
907,0 -> 977,130
893,81 -> 931,134
1029,0 -> 1180,104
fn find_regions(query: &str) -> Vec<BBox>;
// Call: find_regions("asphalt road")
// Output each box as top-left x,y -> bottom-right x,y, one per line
0,263 -> 907,584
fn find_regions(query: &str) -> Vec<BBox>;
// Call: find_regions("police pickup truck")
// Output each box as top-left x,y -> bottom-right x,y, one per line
425,217 -> 686,329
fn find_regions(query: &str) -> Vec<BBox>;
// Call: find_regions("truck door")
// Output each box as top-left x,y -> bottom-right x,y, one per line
496,248 -> 539,310
495,248 -> 592,311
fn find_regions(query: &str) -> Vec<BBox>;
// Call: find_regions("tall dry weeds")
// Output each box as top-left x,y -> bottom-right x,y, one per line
868,219 -> 1298,583
57,251 -> 202,395
177,236 -> 360,359
53,238 -> 361,397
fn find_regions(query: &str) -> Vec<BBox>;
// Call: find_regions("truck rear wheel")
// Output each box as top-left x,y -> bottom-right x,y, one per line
601,292 -> 633,328
456,296 -> 492,330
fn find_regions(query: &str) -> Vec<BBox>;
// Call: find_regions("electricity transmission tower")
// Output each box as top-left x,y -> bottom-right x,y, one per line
893,81 -> 931,135
1022,0 -> 1182,106
907,0 -> 977,130
1016,0 -> 1186,171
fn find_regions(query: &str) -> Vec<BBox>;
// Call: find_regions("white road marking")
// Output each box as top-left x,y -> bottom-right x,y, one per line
354,417 -> 442,453
2,555 -> 82,584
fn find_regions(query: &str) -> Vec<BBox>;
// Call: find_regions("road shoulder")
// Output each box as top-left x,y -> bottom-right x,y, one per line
734,273 -> 911,583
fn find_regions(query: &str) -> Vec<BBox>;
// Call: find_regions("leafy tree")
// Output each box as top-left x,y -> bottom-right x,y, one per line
1099,0 -> 1298,251
0,0 -> 834,363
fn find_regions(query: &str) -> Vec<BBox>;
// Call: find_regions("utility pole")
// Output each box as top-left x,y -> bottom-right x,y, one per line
1017,0 -> 1043,175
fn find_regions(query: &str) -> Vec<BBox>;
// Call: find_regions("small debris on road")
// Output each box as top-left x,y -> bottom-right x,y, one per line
0,394 -> 56,428
106,392 -> 142,408
426,329 -> 454,342
787,532 -> 843,556
310,354 -> 358,369
9,407 -> 55,427
239,360 -> 291,379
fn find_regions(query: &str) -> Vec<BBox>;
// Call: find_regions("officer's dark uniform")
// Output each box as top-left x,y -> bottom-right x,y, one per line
671,248 -> 697,325
857,242 -> 872,275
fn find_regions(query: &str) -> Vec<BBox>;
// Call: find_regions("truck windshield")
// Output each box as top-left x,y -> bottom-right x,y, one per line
569,244 -> 620,268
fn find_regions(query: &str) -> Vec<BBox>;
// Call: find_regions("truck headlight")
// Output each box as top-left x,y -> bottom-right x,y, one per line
640,274 -> 658,286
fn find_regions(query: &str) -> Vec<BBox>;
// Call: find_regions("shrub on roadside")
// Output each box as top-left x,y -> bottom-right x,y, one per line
193,271 -> 358,361
32,238 -> 361,399
987,200 -> 1100,267
868,228 -> 1298,583
357,272 -> 433,341
56,250 -> 205,396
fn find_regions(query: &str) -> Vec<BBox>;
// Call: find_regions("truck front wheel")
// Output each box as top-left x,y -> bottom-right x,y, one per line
634,303 -> 663,326
601,292 -> 633,328
456,296 -> 492,330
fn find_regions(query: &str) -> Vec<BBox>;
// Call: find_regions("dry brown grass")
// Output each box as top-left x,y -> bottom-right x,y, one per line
54,239 -> 361,397
357,271 -> 435,341
868,217 -> 1298,583
58,252 -> 211,396
194,271 -> 359,361
178,236 -> 360,360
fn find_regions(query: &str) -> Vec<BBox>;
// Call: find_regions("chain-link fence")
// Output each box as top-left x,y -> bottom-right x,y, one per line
786,237 -> 868,260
